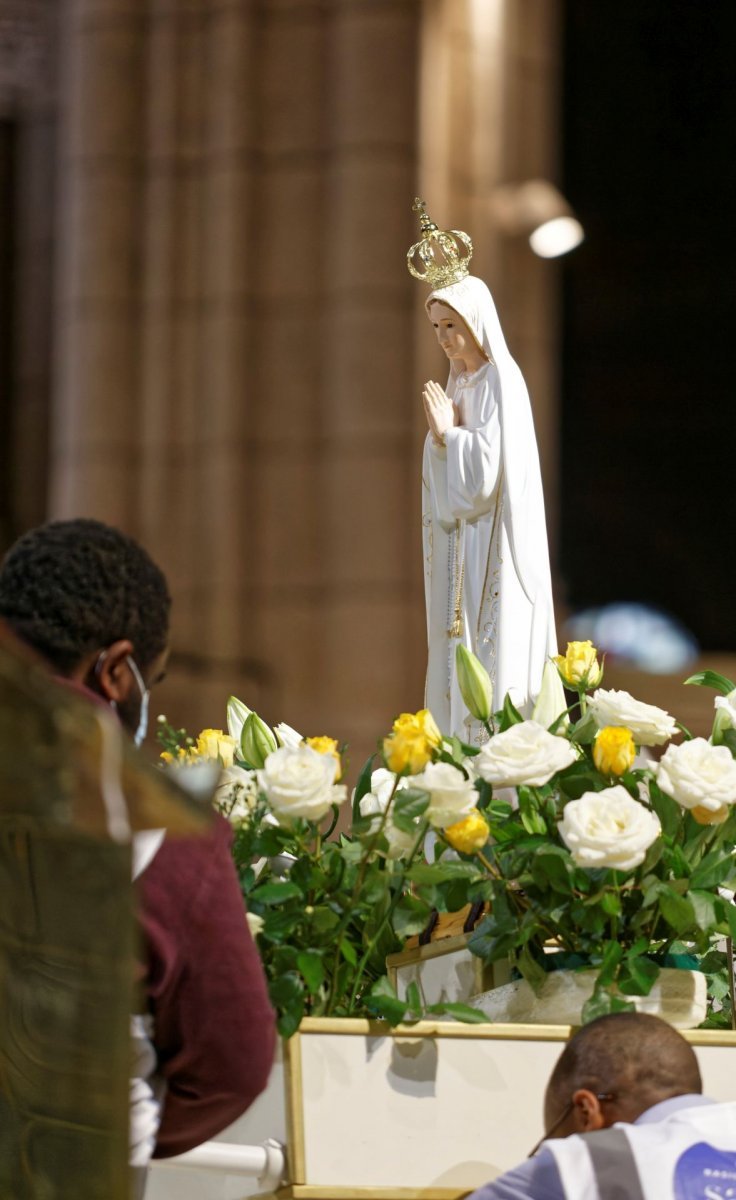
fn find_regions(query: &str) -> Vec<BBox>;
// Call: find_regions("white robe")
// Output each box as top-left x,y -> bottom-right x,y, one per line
422,276 -> 556,740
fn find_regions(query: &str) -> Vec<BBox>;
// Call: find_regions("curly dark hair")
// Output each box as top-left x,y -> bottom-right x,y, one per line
0,519 -> 171,674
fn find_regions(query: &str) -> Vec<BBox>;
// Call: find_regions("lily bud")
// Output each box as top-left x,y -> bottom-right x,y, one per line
712,689 -> 736,745
456,645 -> 493,723
274,721 -> 303,749
532,660 -> 570,733
241,711 -> 278,768
227,695 -> 251,743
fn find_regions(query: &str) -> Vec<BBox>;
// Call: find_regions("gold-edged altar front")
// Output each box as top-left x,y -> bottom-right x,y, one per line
147,1019 -> 736,1200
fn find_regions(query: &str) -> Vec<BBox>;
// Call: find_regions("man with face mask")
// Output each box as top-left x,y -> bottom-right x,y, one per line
0,519 -> 276,1178
0,519 -> 170,745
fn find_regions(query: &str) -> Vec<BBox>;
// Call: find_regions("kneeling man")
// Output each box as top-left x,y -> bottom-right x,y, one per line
469,1011 -> 736,1200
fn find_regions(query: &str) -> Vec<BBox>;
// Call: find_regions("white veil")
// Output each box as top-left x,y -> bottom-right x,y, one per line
426,275 -> 553,610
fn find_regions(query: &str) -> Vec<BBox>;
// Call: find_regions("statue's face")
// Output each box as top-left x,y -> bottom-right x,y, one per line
427,301 -> 477,362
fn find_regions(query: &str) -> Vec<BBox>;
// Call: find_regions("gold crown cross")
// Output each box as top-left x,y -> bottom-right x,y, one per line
407,199 -> 473,288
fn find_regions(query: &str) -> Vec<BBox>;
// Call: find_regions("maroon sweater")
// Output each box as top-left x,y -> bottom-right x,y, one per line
52,673 -> 276,1158
137,815 -> 276,1157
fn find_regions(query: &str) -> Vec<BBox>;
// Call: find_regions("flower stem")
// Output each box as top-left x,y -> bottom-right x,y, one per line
324,775 -> 401,1016
345,820 -> 429,1015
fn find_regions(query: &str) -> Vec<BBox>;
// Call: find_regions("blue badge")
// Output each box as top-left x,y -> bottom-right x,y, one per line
674,1142 -> 736,1198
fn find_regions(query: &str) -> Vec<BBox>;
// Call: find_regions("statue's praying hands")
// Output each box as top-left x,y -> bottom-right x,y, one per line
422,380 -> 459,447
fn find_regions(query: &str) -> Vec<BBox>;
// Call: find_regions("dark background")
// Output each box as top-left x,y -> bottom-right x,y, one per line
560,1 -> 736,649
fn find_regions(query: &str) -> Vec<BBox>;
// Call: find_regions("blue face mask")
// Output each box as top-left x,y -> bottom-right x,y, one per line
95,651 -> 150,748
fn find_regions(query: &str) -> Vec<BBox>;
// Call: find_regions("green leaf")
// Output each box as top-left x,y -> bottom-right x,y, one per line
518,788 -> 548,836
570,710 -> 598,745
517,945 -> 547,994
427,1001 -> 489,1024
558,763 -> 604,800
252,880 -> 303,906
339,939 -> 358,967
309,905 -> 340,934
392,895 -> 433,938
475,782 -> 494,811
595,940 -> 623,987
443,735 -> 475,768
269,970 -> 305,1038
600,891 -> 622,917
407,861 -> 481,885
277,1004 -> 305,1039
392,788 -> 430,833
259,910 -> 302,942
467,922 -> 520,964
723,901 -> 736,943
366,976 -> 408,1025
684,670 -> 736,695
582,985 -> 634,1024
532,847 -> 574,895
658,887 -> 695,935
721,728 -> 736,760
690,849 -> 735,891
297,951 -> 325,994
647,780 -> 682,840
689,890 -> 719,933
352,753 -> 376,817
618,954 -> 659,997
497,693 -> 524,732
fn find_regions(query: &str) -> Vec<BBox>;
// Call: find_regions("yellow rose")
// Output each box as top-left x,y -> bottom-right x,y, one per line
691,803 -> 730,826
553,640 -> 603,690
160,747 -> 188,765
444,810 -> 489,854
383,709 -> 442,774
593,726 -> 636,777
306,735 -> 343,781
193,728 -> 237,767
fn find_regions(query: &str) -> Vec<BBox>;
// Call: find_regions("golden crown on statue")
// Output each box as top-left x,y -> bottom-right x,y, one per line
406,198 -> 473,288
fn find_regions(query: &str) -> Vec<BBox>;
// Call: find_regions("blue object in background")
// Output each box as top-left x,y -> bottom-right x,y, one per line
564,603 -> 699,675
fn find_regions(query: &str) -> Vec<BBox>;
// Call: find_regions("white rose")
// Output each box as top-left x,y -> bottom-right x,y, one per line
714,689 -> 736,729
408,761 -> 478,829
358,769 -> 415,858
215,764 -> 259,827
246,911 -> 265,938
559,786 -> 661,872
475,721 -> 577,788
655,738 -> 736,812
258,744 -> 347,822
589,688 -> 677,747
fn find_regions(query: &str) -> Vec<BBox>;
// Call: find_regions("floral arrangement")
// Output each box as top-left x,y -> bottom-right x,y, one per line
158,646 -> 736,1034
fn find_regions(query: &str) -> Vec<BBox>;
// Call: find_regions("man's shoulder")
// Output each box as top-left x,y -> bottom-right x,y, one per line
466,1148 -> 564,1200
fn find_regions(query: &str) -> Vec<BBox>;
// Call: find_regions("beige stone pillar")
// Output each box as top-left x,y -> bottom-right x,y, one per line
51,0 -> 147,526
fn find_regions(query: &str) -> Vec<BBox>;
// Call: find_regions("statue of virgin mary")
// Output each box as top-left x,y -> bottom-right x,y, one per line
409,202 -> 557,741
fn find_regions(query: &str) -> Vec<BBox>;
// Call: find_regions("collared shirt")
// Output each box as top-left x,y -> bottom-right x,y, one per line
467,1095 -> 715,1200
